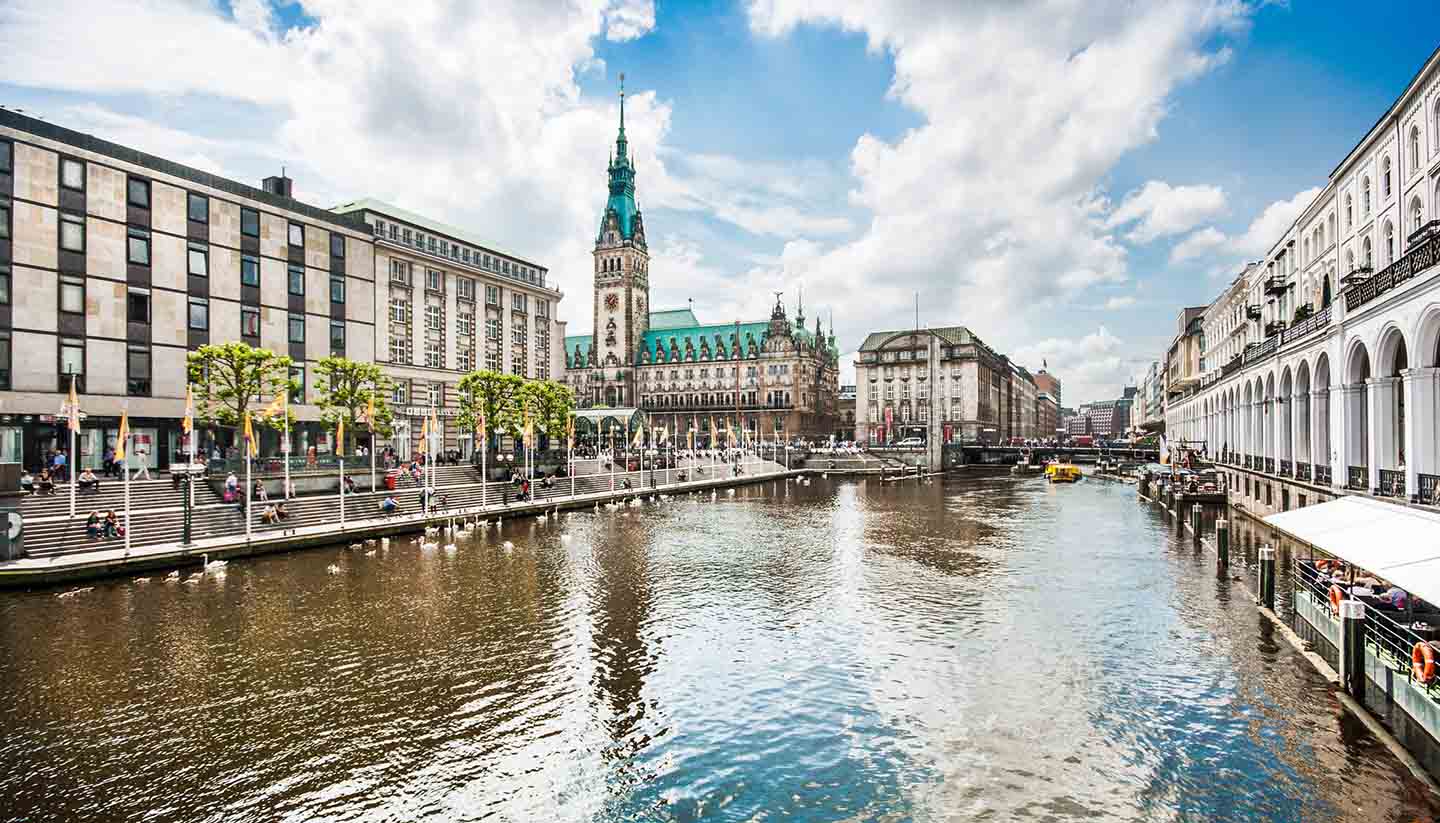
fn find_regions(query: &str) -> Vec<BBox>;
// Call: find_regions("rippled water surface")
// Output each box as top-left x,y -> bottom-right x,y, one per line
3,474 -> 1438,822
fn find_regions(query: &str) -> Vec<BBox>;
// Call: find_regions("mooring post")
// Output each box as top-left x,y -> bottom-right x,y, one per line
1258,544 -> 1276,611
1215,518 -> 1229,575
1340,599 -> 1368,701
1191,503 -> 1203,545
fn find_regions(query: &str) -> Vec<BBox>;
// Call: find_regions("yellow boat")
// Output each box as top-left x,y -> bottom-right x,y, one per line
1045,463 -> 1082,483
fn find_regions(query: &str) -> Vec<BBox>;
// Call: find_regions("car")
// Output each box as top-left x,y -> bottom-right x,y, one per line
894,437 -> 925,448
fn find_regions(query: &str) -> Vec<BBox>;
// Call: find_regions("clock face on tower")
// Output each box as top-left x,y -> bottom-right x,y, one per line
605,293 -> 619,310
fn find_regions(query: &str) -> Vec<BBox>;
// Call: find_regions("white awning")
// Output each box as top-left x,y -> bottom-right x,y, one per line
1265,496 -> 1440,603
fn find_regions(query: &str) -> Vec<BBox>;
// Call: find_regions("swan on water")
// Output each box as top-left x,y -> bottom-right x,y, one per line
327,563 -> 341,574
56,587 -> 93,598
365,550 -> 376,557
421,541 -> 439,551
502,540 -> 515,550
165,570 -> 181,582
443,543 -> 457,552
133,577 -> 150,584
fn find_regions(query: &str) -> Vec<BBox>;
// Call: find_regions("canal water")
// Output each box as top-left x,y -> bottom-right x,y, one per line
2,474 -> 1436,822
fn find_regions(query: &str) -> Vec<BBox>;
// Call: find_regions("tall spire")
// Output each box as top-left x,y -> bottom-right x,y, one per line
615,72 -> 628,162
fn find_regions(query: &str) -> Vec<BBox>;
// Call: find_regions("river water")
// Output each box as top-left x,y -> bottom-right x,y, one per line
2,474 -> 1436,822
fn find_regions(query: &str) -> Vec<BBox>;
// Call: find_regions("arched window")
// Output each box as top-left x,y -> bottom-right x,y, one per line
1328,212 -> 1336,243
1345,248 -> 1355,273
1363,236 -> 1373,268
1362,178 -> 1372,215
1383,220 -> 1395,265
1383,156 -> 1392,198
1413,196 -> 1425,233
1412,126 -> 1422,173
1303,238 -> 1310,263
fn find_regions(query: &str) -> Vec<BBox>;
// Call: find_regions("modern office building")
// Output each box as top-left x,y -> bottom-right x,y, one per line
331,200 -> 566,457
0,109 -> 377,471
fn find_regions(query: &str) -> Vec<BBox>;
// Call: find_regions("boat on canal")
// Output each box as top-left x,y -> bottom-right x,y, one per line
1012,450 -> 1043,476
1045,462 -> 1082,483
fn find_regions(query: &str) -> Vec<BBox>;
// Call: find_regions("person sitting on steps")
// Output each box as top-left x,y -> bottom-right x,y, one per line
77,468 -> 100,493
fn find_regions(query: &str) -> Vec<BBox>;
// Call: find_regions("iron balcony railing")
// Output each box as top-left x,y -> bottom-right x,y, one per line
1278,459 -> 1292,477
1220,354 -> 1244,378
1244,337 -> 1279,365
1265,457 -> 1276,474
1281,305 -> 1332,346
1348,465 -> 1368,491
1377,469 -> 1405,498
1244,454 -> 1253,469
1418,473 -> 1440,507
1344,231 -> 1440,312
1295,461 -> 1311,482
1315,465 -> 1333,486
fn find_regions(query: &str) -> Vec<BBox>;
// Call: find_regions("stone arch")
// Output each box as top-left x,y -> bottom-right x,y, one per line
1295,359 -> 1313,465
1414,303 -> 1440,369
1343,338 -> 1372,481
1278,365 -> 1295,462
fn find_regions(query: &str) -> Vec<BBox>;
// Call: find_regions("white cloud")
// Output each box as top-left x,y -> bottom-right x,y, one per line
1169,186 -> 1321,265
1103,295 -> 1138,310
1012,326 -> 1142,405
1105,180 -> 1227,243
0,0 -> 662,331
743,0 -> 1252,404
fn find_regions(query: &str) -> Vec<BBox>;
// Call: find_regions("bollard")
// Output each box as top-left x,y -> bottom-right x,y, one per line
1340,599 -> 1368,701
1215,518 -> 1229,575
1191,503 -> 1203,545
1258,544 -> 1276,611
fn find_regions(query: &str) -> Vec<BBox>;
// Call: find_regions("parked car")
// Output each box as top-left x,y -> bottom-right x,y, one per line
894,437 -> 925,448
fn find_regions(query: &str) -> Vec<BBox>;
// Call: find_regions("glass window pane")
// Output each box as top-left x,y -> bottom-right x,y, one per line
0,204 -> 8,239
288,264 -> 305,296
61,159 -> 84,190
241,208 -> 259,237
60,340 -> 84,374
241,255 -> 259,286
127,230 -> 150,265
60,281 -> 83,314
60,215 -> 84,252
288,222 -> 303,247
188,193 -> 208,223
127,178 -> 149,209
188,246 -> 208,277
289,365 -> 305,404
0,142 -> 10,172
289,315 -> 305,342
242,308 -> 260,336
0,270 -> 9,305
128,348 -> 150,378
188,299 -> 209,330
330,322 -> 345,350
330,277 -> 345,303
128,290 -> 150,323
330,232 -> 345,258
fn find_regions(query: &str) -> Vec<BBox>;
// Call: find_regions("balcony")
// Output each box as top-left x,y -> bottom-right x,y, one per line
1278,459 -> 1291,477
1345,231 -> 1439,312
1418,473 -> 1440,506
1245,305 -> 1262,321
1294,461 -> 1311,482
1264,320 -> 1287,338
1263,276 -> 1288,295
1377,469 -> 1405,498
1347,465 -> 1368,491
1315,465 -> 1332,486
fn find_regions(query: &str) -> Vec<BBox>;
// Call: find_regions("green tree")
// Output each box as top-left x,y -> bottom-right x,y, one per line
522,380 -> 576,445
456,370 -> 525,446
186,342 -> 295,432
314,356 -> 394,450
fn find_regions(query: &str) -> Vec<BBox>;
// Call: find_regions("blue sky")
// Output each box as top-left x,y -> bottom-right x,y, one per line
1,0 -> 1435,404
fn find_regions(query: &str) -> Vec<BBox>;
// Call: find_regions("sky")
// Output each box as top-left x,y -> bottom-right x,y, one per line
1,0 -> 1435,405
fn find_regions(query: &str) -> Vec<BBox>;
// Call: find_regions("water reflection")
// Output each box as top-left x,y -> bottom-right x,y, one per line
1,475 -> 1436,822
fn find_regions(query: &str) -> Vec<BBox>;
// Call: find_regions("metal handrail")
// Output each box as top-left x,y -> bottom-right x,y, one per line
1378,468 -> 1405,498
1344,232 -> 1440,312
1347,465 -> 1368,490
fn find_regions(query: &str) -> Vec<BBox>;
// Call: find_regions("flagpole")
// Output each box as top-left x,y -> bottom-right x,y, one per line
283,408 -> 290,499
69,416 -> 76,519
339,452 -> 345,529
481,419 -> 488,511
245,445 -> 252,542
123,436 -> 131,556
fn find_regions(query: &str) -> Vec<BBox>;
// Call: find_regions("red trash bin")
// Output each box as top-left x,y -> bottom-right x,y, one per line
384,469 -> 400,490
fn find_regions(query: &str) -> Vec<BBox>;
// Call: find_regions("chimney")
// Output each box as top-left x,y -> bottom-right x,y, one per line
262,169 -> 293,199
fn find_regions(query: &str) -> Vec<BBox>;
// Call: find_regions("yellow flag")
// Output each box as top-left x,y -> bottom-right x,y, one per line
243,411 -> 258,457
335,418 -> 345,457
419,415 -> 429,454
478,408 -> 487,439
632,424 -> 644,448
566,415 -> 575,449
365,391 -> 376,429
114,411 -> 129,461
67,374 -> 80,432
262,390 -> 286,420
688,427 -> 695,450
523,402 -> 534,448
182,384 -> 194,434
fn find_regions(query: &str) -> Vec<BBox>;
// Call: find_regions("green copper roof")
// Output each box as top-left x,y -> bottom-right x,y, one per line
648,308 -> 699,330
598,78 -> 641,243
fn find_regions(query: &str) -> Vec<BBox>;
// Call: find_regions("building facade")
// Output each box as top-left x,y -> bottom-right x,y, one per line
0,109 -> 378,471
332,200 -> 566,458
1164,46 -> 1440,507
854,326 -> 1011,445
562,83 -> 840,441
1034,368 -> 1061,411
837,384 -> 856,439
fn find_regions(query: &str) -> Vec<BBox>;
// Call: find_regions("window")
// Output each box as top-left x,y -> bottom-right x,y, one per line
458,347 -> 475,372
1412,126 -> 1422,173
0,332 -> 10,390
188,242 -> 208,277
240,207 -> 260,238
486,317 -> 500,341
288,222 -> 304,248
389,336 -> 410,364
241,254 -> 260,286
1345,194 -> 1353,230
389,298 -> 409,324
425,268 -> 443,291
1383,221 -> 1395,265
127,228 -> 151,265
289,365 -> 306,405
60,276 -> 84,314
391,382 -> 407,404
127,346 -> 150,396
457,313 -> 474,337
188,297 -> 209,330
0,141 -> 9,173
1363,236 -> 1373,268
330,232 -> 345,258
1382,157 -> 1392,198
537,298 -> 549,318
329,276 -> 345,303
60,213 -> 85,252
426,383 -> 441,407
330,321 -> 345,353
127,177 -> 150,209
288,263 -> 305,296
512,293 -> 527,312
389,259 -> 412,285
1413,197 -> 1425,234
127,288 -> 150,324
425,304 -> 442,331
402,228 -> 412,245
60,158 -> 84,191
288,314 -> 305,343
485,284 -> 499,305
457,277 -> 475,301
242,306 -> 261,337
188,192 -> 208,223
425,341 -> 443,368
60,337 -> 84,378
0,202 -> 8,239
427,236 -> 437,254
1363,177 -> 1372,215
0,267 -> 8,304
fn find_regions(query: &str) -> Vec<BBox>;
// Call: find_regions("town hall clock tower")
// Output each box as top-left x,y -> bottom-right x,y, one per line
592,74 -> 649,407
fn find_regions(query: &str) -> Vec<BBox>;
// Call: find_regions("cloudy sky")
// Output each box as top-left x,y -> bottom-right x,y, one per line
1,0 -> 1434,404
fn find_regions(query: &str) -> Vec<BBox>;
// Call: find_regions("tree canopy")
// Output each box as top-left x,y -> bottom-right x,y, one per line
186,342 -> 295,429
315,356 -> 395,445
